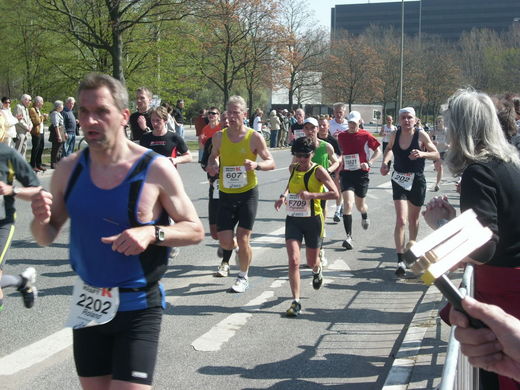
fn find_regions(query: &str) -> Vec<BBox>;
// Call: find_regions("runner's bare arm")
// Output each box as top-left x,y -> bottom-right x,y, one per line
31,157 -> 77,246
152,157 -> 204,246
413,130 -> 440,160
171,150 -> 192,165
326,143 -> 340,173
248,131 -> 275,171
301,166 -> 339,201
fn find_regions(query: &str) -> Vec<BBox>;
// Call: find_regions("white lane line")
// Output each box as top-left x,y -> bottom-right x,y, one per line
191,291 -> 276,351
0,328 -> 72,376
191,228 -> 287,352
191,313 -> 253,352
377,181 -> 393,189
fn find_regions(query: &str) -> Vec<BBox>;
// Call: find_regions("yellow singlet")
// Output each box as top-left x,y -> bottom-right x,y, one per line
218,128 -> 258,194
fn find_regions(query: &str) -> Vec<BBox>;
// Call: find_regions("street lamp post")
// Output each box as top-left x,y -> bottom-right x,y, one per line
399,0 -> 404,109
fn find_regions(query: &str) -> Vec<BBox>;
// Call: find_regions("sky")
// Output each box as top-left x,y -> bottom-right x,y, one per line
307,0 -> 410,31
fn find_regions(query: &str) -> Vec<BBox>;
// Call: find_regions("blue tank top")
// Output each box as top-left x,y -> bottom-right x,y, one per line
64,149 -> 170,311
392,129 -> 425,173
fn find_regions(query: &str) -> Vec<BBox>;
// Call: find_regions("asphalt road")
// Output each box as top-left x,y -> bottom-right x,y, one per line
0,145 -> 459,390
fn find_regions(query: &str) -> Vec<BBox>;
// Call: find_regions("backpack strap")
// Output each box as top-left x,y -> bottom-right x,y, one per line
303,164 -> 319,216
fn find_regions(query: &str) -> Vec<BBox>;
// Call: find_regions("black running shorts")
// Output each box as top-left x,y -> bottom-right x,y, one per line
217,187 -> 258,232
391,172 -> 426,207
73,306 -> 162,385
285,215 -> 323,249
340,170 -> 369,198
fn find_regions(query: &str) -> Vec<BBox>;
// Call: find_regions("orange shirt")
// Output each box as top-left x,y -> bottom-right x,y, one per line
201,123 -> 222,145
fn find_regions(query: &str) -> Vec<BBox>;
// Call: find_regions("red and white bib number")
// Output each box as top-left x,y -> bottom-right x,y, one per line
286,193 -> 311,217
343,154 -> 361,171
65,277 -> 119,329
223,166 -> 247,189
392,171 -> 415,191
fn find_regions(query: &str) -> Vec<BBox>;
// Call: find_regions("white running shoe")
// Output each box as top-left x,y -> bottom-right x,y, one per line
215,262 -> 230,277
18,267 -> 37,309
20,267 -> 36,284
361,218 -> 370,230
230,276 -> 249,293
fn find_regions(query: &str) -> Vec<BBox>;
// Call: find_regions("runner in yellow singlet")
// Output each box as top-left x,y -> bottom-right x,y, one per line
207,96 -> 275,293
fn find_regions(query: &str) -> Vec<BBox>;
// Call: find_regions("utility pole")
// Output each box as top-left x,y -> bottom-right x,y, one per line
399,0 -> 404,109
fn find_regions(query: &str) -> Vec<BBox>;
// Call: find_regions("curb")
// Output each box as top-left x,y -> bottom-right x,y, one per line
382,284 -> 443,389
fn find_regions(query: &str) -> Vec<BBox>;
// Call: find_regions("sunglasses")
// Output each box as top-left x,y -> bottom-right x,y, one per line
208,111 -> 219,115
293,152 -> 311,158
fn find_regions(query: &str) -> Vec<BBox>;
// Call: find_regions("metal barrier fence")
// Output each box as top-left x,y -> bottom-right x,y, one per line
438,264 -> 480,390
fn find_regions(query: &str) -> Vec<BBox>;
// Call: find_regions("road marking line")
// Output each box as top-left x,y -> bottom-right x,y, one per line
0,328 -> 72,376
377,181 -> 392,189
191,291 -> 276,352
191,313 -> 253,352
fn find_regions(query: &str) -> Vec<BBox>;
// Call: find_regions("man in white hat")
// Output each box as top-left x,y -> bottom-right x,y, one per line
380,106 -> 439,276
337,111 -> 382,249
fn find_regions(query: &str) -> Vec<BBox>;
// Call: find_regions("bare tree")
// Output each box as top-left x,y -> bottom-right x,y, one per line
323,31 -> 383,111
275,0 -> 328,109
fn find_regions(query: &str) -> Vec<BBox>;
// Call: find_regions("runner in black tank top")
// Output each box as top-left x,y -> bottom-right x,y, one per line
380,107 -> 439,277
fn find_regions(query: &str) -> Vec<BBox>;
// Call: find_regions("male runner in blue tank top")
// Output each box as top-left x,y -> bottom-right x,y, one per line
30,73 -> 204,390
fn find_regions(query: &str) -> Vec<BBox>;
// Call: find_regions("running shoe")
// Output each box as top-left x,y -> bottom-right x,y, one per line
230,276 -> 249,293
312,266 -> 323,290
18,267 -> 37,309
395,262 -> 406,277
361,218 -> 370,230
217,246 -> 224,258
215,262 -> 230,277
319,249 -> 328,267
433,185 -> 440,192
342,235 -> 353,250
286,300 -> 301,317
333,211 -> 341,223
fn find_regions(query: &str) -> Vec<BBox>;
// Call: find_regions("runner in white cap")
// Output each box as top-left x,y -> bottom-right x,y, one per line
337,111 -> 381,249
380,106 -> 439,276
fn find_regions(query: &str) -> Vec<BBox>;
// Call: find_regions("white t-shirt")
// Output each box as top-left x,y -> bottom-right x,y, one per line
381,124 -> 396,143
253,116 -> 262,132
329,119 -> 348,138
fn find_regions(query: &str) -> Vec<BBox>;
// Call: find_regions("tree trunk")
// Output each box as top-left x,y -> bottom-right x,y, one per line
109,4 -> 125,83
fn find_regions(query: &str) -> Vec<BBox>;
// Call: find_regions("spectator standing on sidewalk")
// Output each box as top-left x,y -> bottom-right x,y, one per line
423,88 -> 520,389
1,97 -> 18,148
62,97 -> 78,157
48,100 -> 65,169
29,96 -> 47,172
14,94 -> 33,158
129,87 -> 153,143
269,110 -> 281,148
173,99 -> 185,139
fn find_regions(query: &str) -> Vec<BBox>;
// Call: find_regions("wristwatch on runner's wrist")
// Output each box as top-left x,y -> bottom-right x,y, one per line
154,225 -> 165,243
